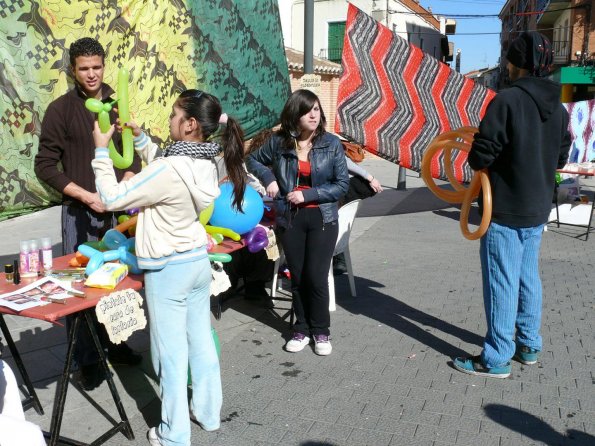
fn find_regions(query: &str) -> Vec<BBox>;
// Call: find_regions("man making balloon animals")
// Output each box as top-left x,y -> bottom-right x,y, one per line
34,37 -> 143,391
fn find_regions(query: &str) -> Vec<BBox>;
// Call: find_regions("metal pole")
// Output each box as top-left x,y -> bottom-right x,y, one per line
456,49 -> 461,73
397,166 -> 407,190
304,0 -> 314,74
386,0 -> 389,26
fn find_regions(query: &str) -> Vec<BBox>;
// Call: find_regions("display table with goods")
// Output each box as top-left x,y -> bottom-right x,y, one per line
548,163 -> 595,241
0,255 -> 143,446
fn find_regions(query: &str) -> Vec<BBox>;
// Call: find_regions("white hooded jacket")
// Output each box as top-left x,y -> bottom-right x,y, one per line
92,133 -> 220,269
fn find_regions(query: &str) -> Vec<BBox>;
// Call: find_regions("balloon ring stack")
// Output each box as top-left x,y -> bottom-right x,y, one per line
420,126 -> 492,240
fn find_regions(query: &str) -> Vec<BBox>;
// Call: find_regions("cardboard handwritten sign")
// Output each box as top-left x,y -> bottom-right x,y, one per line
95,289 -> 147,344
300,73 -> 321,96
265,228 -> 279,261
210,262 -> 231,297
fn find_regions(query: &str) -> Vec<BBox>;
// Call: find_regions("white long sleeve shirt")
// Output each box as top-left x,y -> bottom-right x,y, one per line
92,133 -> 220,269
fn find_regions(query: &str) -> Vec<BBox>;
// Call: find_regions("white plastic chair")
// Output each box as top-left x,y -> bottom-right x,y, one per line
270,199 -> 361,313
328,199 -> 361,310
270,248 -> 285,300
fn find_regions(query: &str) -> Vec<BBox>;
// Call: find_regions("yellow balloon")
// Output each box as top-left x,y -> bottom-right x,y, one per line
205,225 -> 241,241
199,203 -> 214,226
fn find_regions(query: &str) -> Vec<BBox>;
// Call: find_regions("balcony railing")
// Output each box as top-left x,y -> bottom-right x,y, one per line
535,0 -> 549,12
552,40 -> 570,64
536,0 -> 571,25
318,48 -> 343,64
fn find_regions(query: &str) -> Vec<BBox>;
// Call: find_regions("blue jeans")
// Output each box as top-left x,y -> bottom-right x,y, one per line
480,222 -> 544,368
144,255 -> 221,446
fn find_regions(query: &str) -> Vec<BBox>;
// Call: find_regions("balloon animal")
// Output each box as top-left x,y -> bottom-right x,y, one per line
77,229 -> 142,275
85,68 -> 134,169
421,126 -> 492,240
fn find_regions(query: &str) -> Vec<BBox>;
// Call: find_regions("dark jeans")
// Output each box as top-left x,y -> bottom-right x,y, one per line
62,204 -> 118,366
279,208 -> 338,336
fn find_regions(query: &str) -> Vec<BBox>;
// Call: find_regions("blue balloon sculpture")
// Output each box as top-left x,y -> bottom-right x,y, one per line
209,183 -> 264,235
77,229 -> 142,275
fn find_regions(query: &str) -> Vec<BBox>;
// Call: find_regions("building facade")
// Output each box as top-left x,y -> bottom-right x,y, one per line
277,0 -> 457,130
465,67 -> 500,91
499,0 -> 594,100
280,0 -> 455,65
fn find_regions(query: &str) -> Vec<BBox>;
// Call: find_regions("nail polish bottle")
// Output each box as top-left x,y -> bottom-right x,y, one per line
4,264 -> 13,283
13,260 -> 20,285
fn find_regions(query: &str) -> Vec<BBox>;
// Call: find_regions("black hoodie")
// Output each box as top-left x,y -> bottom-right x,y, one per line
468,76 -> 571,227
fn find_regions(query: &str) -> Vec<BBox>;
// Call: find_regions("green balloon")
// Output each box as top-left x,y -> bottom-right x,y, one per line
85,68 -> 135,169
187,327 -> 221,385
97,111 -> 112,133
208,253 -> 232,263
109,68 -> 134,169
85,98 -> 105,113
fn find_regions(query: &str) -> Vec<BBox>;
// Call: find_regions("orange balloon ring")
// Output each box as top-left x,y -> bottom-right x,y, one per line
114,214 -> 138,233
421,127 -> 492,240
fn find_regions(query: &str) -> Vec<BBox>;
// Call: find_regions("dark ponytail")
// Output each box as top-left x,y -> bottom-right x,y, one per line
222,116 -> 247,212
176,89 -> 247,211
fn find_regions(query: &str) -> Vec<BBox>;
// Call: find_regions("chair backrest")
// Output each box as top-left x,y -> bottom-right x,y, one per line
334,199 -> 361,256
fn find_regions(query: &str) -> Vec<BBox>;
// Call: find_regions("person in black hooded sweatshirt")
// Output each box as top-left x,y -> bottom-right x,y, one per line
453,31 -> 571,378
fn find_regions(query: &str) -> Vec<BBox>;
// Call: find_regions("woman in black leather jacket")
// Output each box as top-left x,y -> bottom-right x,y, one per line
246,89 -> 349,356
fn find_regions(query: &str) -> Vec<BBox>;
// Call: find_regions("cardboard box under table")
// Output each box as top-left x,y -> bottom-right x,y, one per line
0,255 -> 143,446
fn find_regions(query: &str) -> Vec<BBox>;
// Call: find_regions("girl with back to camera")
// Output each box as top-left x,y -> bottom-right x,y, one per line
92,89 -> 246,446
246,89 -> 349,356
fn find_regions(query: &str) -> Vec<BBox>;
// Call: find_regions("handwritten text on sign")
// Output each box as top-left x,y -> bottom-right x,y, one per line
95,289 -> 147,344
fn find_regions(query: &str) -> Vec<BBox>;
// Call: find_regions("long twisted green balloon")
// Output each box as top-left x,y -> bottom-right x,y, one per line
85,68 -> 134,169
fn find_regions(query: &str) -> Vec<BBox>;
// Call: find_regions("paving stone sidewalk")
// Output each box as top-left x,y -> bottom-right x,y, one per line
1,158 -> 593,445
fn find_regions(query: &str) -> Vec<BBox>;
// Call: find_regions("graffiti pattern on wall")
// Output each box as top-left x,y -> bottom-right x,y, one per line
0,0 -> 290,220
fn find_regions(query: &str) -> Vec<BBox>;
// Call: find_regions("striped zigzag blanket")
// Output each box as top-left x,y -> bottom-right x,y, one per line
335,4 -> 496,183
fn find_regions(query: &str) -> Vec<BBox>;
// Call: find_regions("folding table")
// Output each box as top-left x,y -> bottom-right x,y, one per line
550,167 -> 595,240
0,256 -> 143,446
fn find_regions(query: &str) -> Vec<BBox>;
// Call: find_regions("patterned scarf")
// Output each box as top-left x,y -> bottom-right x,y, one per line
162,140 -> 221,159
506,31 -> 553,78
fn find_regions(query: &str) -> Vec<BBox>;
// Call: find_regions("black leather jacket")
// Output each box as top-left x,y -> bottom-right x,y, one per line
246,132 -> 349,228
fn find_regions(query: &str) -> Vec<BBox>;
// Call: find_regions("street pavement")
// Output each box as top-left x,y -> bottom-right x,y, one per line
1,155 -> 593,446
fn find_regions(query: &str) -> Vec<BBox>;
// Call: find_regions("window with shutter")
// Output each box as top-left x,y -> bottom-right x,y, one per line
328,21 -> 346,64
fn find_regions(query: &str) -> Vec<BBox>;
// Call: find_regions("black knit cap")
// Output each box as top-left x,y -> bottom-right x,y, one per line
506,31 -> 553,77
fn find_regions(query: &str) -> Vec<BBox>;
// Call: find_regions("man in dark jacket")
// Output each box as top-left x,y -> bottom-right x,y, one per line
453,32 -> 571,378
35,38 -> 142,390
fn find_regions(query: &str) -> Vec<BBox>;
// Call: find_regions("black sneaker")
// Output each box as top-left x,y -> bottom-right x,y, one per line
333,254 -> 347,275
74,363 -> 106,391
107,342 -> 143,366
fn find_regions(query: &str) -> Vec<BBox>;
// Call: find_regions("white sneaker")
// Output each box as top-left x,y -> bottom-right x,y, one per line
147,427 -> 163,446
313,334 -> 332,356
285,332 -> 310,352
